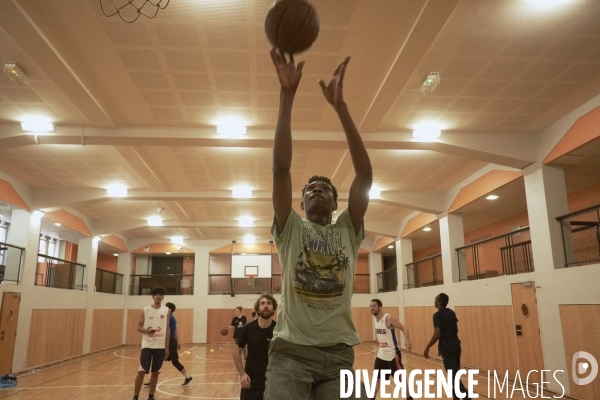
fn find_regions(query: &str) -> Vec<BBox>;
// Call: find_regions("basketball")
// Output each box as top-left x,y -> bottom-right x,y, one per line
265,0 -> 320,54
220,327 -> 229,336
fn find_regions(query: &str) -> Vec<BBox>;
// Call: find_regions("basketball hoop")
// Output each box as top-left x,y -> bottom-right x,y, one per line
100,0 -> 171,24
247,275 -> 255,288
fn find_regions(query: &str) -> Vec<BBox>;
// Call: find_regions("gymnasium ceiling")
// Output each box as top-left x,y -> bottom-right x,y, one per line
1,0 -> 600,251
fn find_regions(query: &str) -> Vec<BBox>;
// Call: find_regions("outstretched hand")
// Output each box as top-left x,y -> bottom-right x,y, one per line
318,56 -> 350,109
270,48 -> 305,93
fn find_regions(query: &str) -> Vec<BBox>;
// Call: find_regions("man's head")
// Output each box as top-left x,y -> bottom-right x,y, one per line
150,286 -> 166,304
301,175 -> 338,216
166,302 -> 176,313
435,293 -> 449,308
370,299 -> 383,316
254,293 -> 277,319
235,306 -> 242,316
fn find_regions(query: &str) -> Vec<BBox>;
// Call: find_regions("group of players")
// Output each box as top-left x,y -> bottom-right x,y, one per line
131,49 -> 471,400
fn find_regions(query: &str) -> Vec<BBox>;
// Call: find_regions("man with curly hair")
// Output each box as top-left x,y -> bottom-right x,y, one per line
266,49 -> 373,400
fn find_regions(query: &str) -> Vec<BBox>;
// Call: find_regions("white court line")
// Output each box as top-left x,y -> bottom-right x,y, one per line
156,373 -> 241,399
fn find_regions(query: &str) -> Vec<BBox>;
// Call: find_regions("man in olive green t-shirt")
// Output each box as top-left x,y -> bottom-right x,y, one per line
265,48 -> 373,400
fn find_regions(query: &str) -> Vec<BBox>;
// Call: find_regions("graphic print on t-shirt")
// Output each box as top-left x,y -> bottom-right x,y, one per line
293,223 -> 348,301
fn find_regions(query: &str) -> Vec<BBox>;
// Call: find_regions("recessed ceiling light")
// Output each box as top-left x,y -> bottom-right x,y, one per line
232,185 -> 252,198
171,236 -> 184,245
21,121 -> 54,132
107,184 -> 128,197
54,222 -> 61,226
387,245 -> 394,249
369,186 -> 382,199
216,117 -> 247,137
32,210 -> 45,219
238,216 -> 254,227
412,129 -> 441,141
243,235 -> 256,243
486,195 -> 499,200
423,226 -> 432,232
113,253 -> 118,256
147,216 -> 163,226
166,252 -> 171,255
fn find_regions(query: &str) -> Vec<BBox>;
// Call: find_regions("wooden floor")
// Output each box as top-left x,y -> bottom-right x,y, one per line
0,342 -> 537,400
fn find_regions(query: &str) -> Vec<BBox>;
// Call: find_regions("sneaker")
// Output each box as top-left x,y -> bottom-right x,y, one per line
147,396 -> 155,400
143,382 -> 150,388
182,376 -> 193,387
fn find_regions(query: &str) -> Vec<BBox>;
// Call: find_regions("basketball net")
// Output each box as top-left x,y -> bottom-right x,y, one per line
247,275 -> 255,288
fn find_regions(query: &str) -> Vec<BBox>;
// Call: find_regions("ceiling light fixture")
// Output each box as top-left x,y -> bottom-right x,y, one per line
21,121 -> 54,132
420,72 -> 440,95
147,216 -> 163,226
171,236 -> 184,245
113,253 -> 118,256
4,62 -> 29,86
107,184 -> 128,197
238,216 -> 254,227
412,128 -> 441,141
54,223 -> 61,226
423,226 -> 432,232
387,245 -> 394,249
216,117 -> 247,137
166,252 -> 171,255
32,210 -> 45,219
100,0 -> 171,24
243,235 -> 256,243
486,195 -> 499,200
232,185 -> 253,198
369,186 -> 382,199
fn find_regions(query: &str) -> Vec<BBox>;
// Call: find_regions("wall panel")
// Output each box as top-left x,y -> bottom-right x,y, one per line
352,307 -> 373,341
207,309 -> 254,343
126,309 -> 143,345
404,306 -> 440,360
90,309 -> 124,352
174,309 -> 194,344
26,309 -> 86,368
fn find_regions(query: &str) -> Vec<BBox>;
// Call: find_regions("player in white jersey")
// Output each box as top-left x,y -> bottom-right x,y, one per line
370,299 -> 412,400
132,286 -> 171,400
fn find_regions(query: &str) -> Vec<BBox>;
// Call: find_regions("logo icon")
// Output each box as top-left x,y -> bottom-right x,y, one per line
572,351 -> 598,385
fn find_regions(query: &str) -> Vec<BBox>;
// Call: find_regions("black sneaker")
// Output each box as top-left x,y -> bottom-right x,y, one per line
182,376 -> 193,387
147,396 -> 155,400
143,382 -> 150,388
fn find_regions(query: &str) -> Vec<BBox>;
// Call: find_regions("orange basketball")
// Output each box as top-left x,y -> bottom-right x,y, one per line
220,327 -> 229,336
265,0 -> 320,54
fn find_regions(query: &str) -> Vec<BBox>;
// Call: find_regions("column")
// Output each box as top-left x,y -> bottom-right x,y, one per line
8,210 -> 41,373
77,237 -> 99,353
117,251 -> 131,344
438,213 -> 465,283
523,163 -> 570,394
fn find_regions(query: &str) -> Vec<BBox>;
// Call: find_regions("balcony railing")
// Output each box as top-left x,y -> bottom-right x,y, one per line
556,204 -> 600,267
0,242 -> 25,284
456,227 -> 533,281
208,274 -> 282,295
376,268 -> 397,292
36,254 -> 86,290
129,274 -> 194,295
95,269 -> 124,294
405,254 -> 443,289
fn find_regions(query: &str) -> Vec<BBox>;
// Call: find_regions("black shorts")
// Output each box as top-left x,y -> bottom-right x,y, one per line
139,348 -> 166,373
374,351 -> 405,381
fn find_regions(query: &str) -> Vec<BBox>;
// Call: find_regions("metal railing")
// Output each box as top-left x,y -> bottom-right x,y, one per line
129,274 -> 194,295
208,274 -> 282,295
556,204 -> 600,267
0,242 -> 25,284
36,254 -> 86,290
456,227 -> 533,281
95,269 -> 124,294
376,268 -> 397,292
405,254 -> 443,289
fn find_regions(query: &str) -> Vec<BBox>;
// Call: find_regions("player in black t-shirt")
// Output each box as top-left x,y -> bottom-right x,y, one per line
230,306 -> 247,358
233,294 -> 277,400
424,293 -> 471,400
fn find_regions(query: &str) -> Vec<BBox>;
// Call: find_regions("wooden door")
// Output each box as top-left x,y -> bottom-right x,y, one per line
511,282 -> 545,384
0,292 -> 21,374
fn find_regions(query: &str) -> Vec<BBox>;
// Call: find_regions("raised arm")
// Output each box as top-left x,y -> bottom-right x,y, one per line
318,57 -> 372,235
271,49 -> 305,234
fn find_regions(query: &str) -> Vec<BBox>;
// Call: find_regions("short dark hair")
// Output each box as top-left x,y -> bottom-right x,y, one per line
371,299 -> 382,307
235,306 -> 242,312
438,293 -> 449,307
166,302 -> 176,312
150,286 -> 166,296
302,175 -> 338,201
254,293 -> 278,312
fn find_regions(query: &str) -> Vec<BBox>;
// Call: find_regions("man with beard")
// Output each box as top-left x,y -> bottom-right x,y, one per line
370,299 -> 412,400
233,293 -> 277,400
